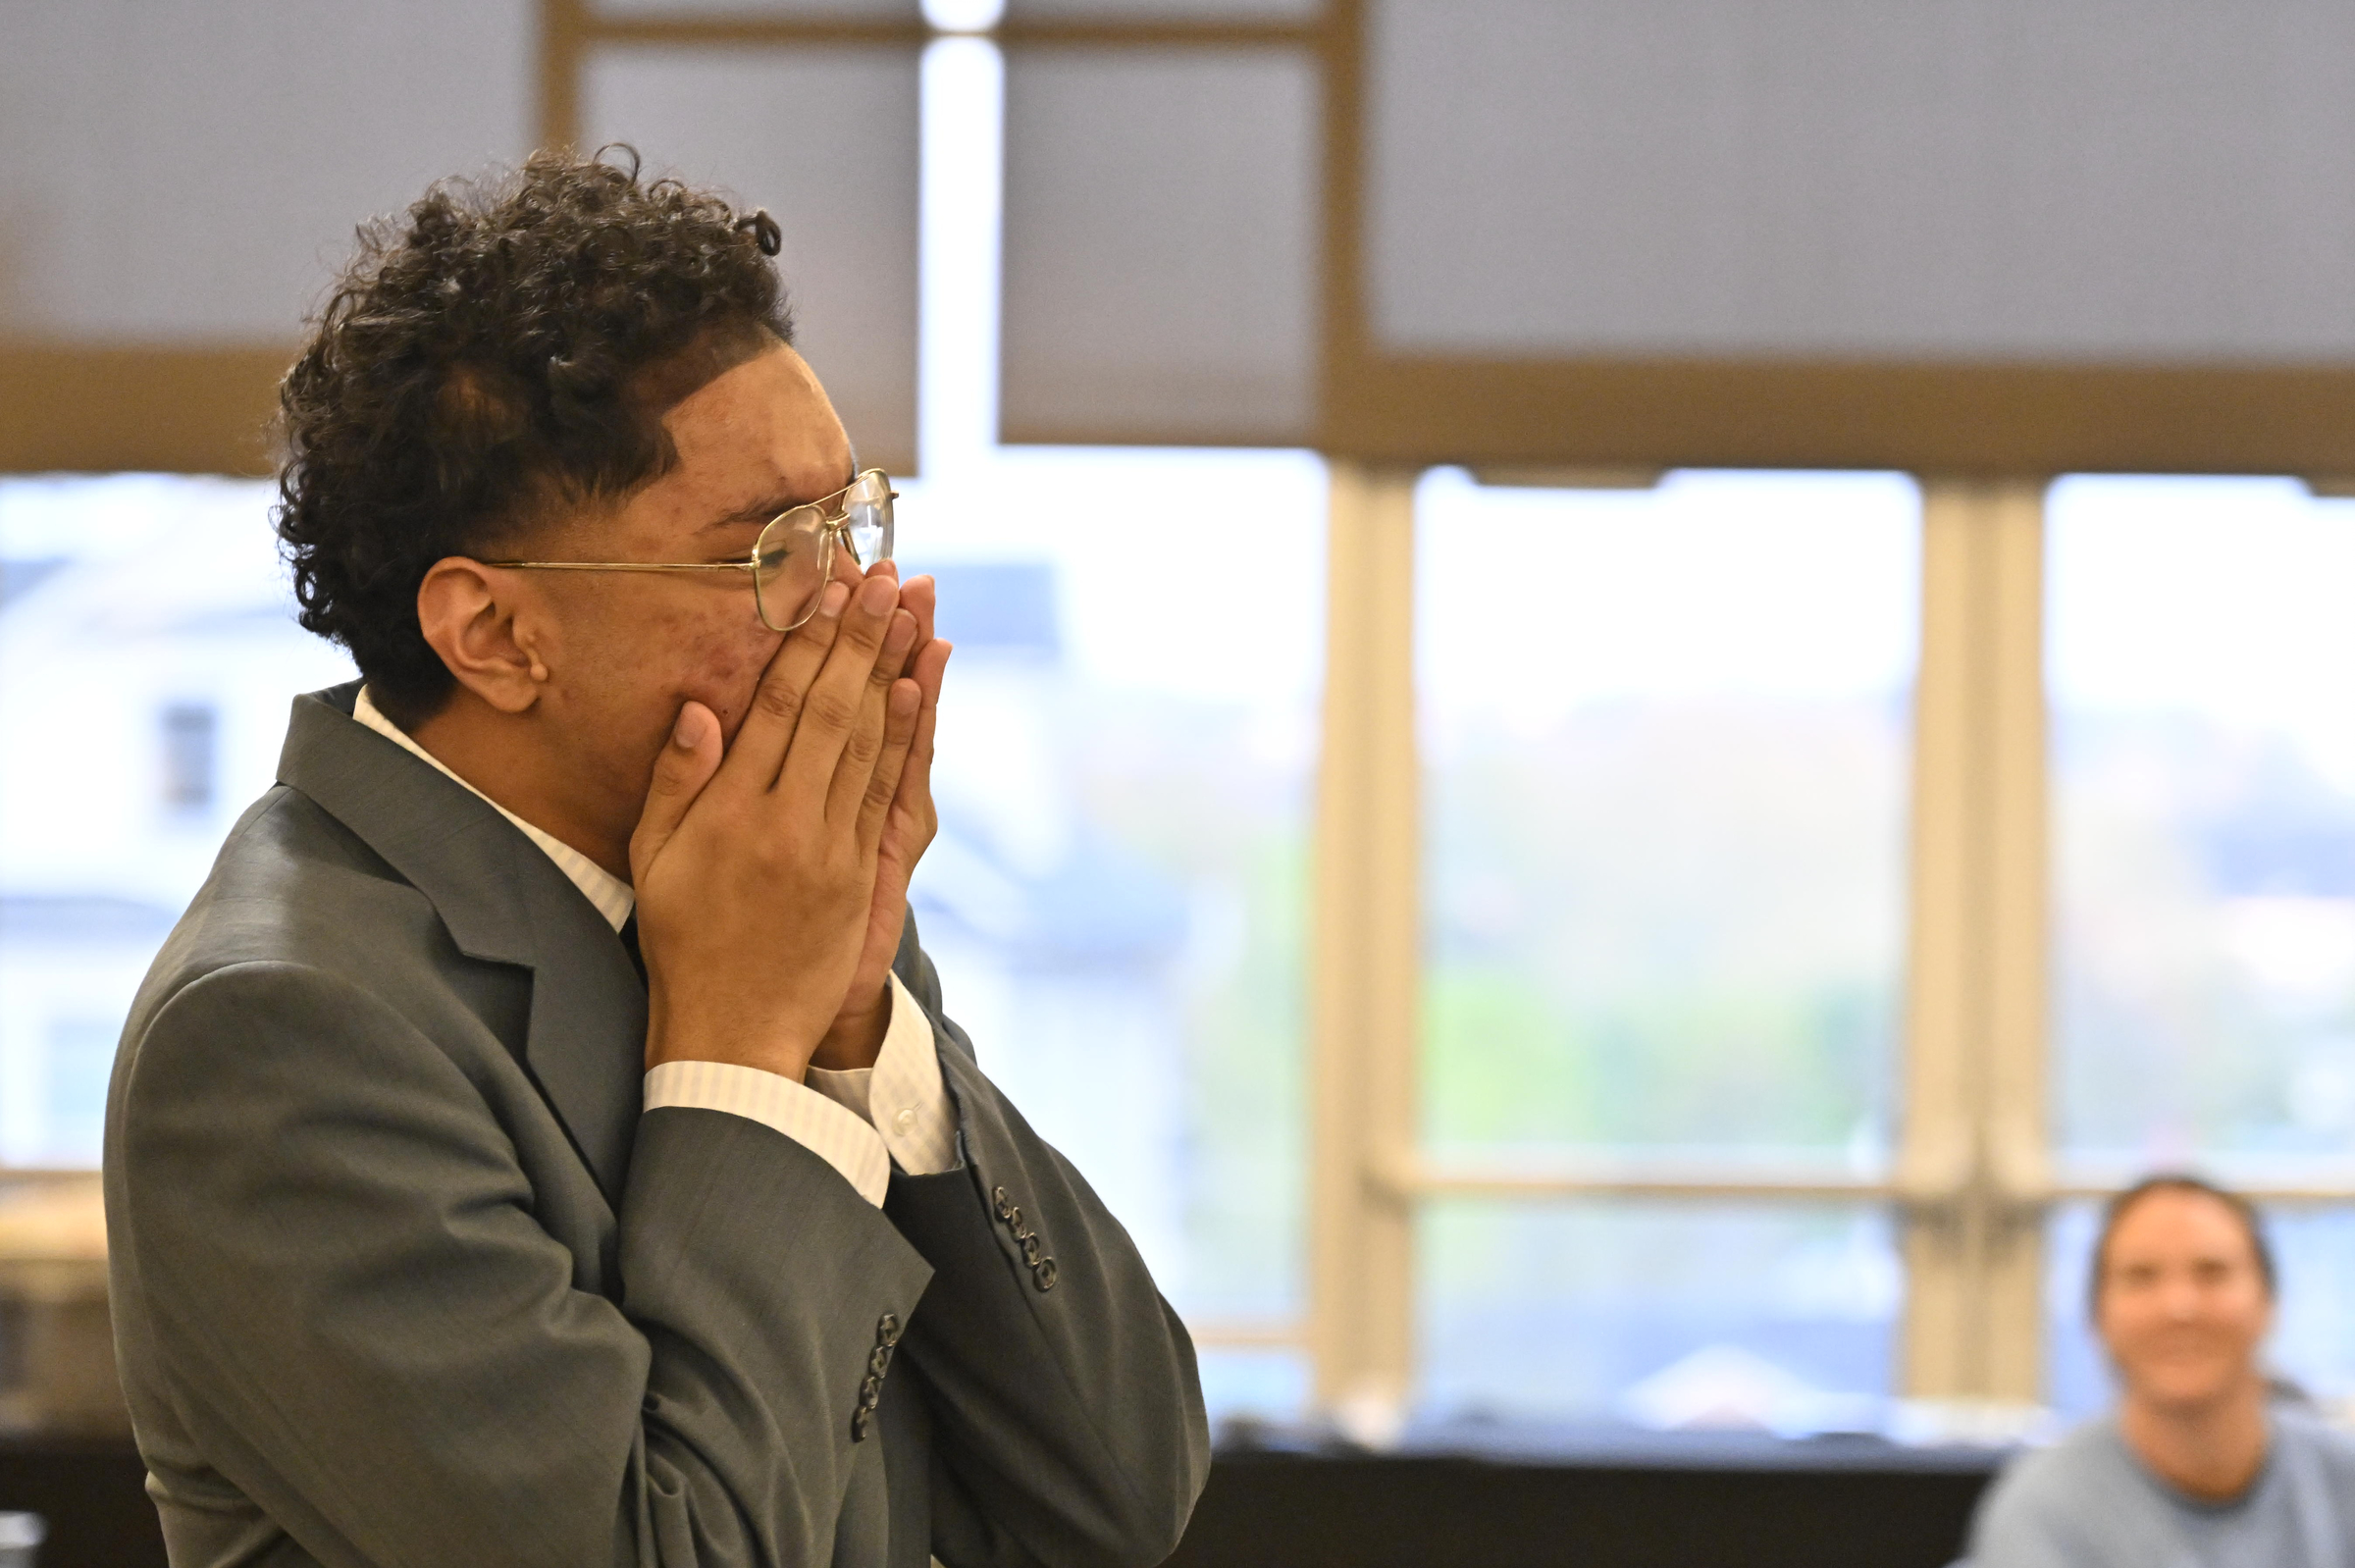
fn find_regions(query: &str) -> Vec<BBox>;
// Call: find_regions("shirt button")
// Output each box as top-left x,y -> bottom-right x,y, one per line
894,1108 -> 916,1133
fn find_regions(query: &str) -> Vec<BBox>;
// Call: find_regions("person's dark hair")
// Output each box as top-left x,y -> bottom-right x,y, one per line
2088,1173 -> 2276,1316
276,146 -> 792,726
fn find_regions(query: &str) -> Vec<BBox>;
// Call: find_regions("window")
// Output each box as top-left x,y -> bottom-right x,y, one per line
0,475 -> 353,1168
905,446 -> 1325,1422
2049,477 -> 2355,1169
1418,470 -> 1917,1166
2046,474 -> 2355,1416
1411,468 -> 1919,1421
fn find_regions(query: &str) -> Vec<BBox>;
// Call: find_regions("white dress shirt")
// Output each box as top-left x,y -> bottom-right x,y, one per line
352,687 -> 959,1205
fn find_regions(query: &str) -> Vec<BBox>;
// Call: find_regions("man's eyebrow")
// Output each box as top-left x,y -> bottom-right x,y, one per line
697,468 -> 862,533
700,496 -> 803,532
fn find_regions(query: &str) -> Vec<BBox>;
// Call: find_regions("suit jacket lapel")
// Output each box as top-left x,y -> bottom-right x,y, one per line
276,684 -> 646,1202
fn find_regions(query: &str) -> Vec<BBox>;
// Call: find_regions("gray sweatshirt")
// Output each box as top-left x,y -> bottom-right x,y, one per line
1965,1407 -> 2355,1568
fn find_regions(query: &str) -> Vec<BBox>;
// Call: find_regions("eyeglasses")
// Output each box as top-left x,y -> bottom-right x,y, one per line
485,468 -> 896,632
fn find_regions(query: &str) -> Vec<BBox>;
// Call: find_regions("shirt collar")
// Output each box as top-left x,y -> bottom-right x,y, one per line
352,686 -> 636,932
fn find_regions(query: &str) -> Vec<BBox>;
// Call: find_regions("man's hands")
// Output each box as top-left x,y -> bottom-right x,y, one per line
810,566 -> 948,1070
629,567 -> 949,1081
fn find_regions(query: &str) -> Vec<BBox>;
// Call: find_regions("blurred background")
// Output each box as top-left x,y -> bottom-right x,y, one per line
7,2 -> 2355,1563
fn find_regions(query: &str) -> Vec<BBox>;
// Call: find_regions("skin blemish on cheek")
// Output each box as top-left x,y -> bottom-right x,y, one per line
678,627 -> 782,745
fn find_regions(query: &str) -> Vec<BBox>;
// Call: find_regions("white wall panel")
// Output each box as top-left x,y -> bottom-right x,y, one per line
0,1 -> 533,342
1003,0 -> 1320,20
590,0 -> 922,18
1370,0 -> 2355,361
1001,49 -> 1319,443
585,47 -> 921,472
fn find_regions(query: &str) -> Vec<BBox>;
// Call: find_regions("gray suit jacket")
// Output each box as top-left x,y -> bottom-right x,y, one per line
102,684 -> 1209,1568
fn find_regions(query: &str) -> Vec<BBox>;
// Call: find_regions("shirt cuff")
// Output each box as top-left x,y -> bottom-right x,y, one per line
804,971 -> 962,1176
643,1058 -> 890,1207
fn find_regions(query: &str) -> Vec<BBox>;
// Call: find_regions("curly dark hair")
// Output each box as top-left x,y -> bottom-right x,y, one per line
276,147 -> 793,726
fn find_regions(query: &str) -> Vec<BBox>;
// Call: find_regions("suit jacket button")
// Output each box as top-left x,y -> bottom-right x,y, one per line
877,1313 -> 902,1346
852,1408 -> 871,1441
1032,1257 -> 1058,1291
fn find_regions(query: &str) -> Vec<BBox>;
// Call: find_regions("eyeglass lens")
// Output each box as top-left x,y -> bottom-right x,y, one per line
842,471 -> 894,571
752,472 -> 896,631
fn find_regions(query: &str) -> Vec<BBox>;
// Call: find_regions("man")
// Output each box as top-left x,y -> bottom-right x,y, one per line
1962,1176 -> 2355,1566
102,150 -> 1209,1568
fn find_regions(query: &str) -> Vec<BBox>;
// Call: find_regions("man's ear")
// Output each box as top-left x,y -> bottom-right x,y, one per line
416,557 -> 550,715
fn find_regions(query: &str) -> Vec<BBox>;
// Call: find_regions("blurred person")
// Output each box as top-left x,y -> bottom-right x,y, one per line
1963,1176 -> 2355,1566
102,149 -> 1206,1568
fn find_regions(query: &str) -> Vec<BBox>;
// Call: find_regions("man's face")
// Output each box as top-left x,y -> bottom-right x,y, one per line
2095,1189 -> 2272,1414
524,340 -> 860,823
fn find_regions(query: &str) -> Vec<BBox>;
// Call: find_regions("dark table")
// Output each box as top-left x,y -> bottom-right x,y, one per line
1165,1424 -> 2003,1568
1,1425 -> 2004,1568
0,1436 -> 160,1568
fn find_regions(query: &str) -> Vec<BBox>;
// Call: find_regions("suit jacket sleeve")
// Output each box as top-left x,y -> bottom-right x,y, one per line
110,960 -> 935,1568
882,930 -> 1213,1568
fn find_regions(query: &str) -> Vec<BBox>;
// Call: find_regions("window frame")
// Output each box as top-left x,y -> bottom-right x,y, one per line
1311,470 -> 2355,1416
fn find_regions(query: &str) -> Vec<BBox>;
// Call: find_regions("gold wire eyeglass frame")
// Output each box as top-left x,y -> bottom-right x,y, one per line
484,468 -> 897,632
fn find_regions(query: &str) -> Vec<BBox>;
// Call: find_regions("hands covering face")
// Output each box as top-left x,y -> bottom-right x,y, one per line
629,561 -> 950,1081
